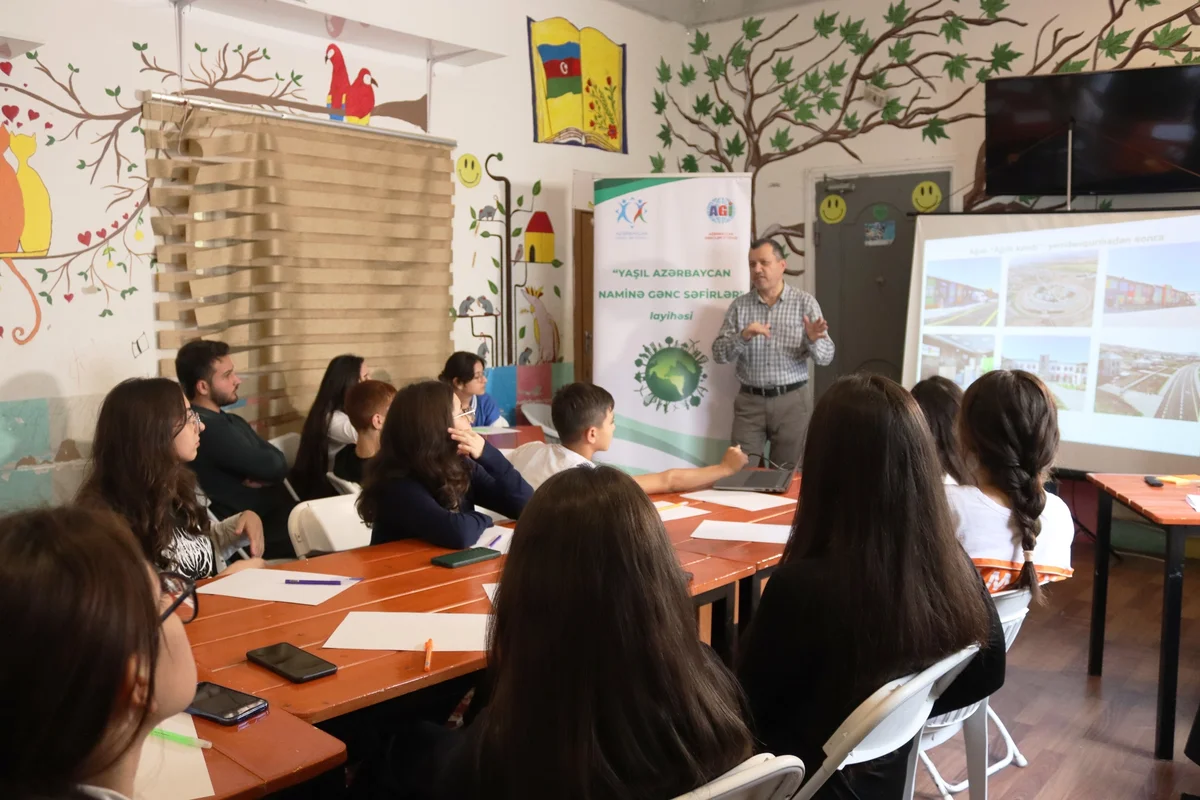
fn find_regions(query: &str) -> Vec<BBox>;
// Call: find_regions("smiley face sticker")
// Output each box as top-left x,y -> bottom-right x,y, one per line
819,194 -> 847,224
912,180 -> 943,213
456,153 -> 482,188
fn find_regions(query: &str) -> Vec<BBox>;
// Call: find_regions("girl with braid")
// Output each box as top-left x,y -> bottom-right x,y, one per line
949,370 -> 1074,597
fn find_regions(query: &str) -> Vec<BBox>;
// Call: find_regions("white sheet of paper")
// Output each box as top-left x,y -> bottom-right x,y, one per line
197,568 -> 359,606
681,489 -> 797,513
690,519 -> 792,545
483,583 -> 499,605
1187,495 -> 1200,513
654,501 -> 711,522
477,507 -> 512,524
134,712 -> 214,800
475,526 -> 514,554
324,611 -> 491,652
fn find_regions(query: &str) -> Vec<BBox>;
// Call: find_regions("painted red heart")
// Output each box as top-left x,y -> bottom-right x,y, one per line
96,229 -> 107,239
27,109 -> 38,121
14,121 -> 21,128
111,222 -> 118,229
63,293 -> 74,303
0,326 -> 5,338
1,105 -> 16,122
77,231 -> 91,246
0,63 -> 11,76
122,213 -> 129,220
44,122 -> 52,129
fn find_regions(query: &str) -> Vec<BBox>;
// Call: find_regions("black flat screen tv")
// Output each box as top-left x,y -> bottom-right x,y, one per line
985,64 -> 1200,196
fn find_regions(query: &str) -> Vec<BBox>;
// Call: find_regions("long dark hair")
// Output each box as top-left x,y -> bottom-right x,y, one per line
291,354 -> 364,500
357,380 -> 469,523
77,378 -> 208,567
781,373 -> 991,695
911,375 -> 970,485
0,506 -> 160,799
439,351 -> 484,388
467,466 -> 752,800
960,369 -> 1060,604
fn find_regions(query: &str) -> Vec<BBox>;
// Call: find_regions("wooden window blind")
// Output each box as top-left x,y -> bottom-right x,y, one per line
143,100 -> 454,436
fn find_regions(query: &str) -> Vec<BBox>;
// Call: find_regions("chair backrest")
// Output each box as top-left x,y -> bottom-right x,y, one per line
671,754 -> 805,800
269,432 -> 302,469
286,495 -> 371,557
519,402 -> 559,442
326,471 -> 360,496
992,587 -> 1033,650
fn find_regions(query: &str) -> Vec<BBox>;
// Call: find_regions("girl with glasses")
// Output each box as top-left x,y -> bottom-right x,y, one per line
439,351 -> 508,428
357,380 -> 533,549
0,506 -> 198,800
78,378 -> 265,581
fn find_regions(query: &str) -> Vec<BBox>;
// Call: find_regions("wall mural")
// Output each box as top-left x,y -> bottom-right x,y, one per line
528,16 -> 627,154
452,151 -> 563,366
652,0 -> 1200,257
0,40 -> 426,347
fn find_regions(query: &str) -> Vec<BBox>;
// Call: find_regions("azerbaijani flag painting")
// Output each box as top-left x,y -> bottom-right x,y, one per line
528,17 -> 627,154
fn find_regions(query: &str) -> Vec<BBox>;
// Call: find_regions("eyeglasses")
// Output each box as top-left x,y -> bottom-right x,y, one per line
158,571 -> 198,624
470,372 -> 486,383
184,408 -> 202,431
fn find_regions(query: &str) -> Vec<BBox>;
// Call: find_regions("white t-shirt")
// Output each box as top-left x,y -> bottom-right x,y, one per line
506,441 -> 593,489
946,483 -> 1075,593
327,410 -> 358,462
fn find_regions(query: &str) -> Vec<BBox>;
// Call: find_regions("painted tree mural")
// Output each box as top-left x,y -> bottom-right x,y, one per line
651,0 -> 1200,257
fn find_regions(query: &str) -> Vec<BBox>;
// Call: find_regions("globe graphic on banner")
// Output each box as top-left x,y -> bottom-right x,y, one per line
644,347 -> 702,403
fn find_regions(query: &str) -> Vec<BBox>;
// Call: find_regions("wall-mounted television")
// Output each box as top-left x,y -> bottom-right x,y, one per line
985,64 -> 1200,196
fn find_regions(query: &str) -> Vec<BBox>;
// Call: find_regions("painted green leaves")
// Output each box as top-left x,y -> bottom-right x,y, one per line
1152,22 -> 1189,56
941,15 -> 968,44
814,11 -> 838,39
922,117 -> 949,144
1098,28 -> 1133,60
943,54 -> 969,81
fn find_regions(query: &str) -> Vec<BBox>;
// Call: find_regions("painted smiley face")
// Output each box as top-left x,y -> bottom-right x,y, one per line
456,153 -> 482,188
912,180 -> 943,213
819,194 -> 847,224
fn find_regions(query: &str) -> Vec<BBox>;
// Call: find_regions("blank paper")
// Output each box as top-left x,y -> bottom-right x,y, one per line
324,612 -> 491,652
681,489 -> 797,513
654,501 -> 711,522
483,583 -> 499,605
690,519 -> 792,545
197,568 -> 359,606
134,712 -> 214,800
475,526 -> 514,554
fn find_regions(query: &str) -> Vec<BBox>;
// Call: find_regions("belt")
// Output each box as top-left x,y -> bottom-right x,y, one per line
741,381 -> 806,398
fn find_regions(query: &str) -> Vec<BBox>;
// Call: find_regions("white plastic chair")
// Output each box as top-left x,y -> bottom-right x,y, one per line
286,494 -> 371,558
671,753 -> 805,800
326,471 -> 360,496
918,589 -> 1033,799
794,646 -> 979,800
269,432 -> 302,501
519,402 -> 559,443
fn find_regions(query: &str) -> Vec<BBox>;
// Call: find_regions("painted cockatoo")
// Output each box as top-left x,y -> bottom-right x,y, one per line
522,286 -> 560,363
345,69 -> 378,125
324,44 -> 349,121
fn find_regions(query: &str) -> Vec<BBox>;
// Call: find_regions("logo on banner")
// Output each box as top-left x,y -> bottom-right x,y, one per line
707,197 -> 735,224
634,337 -> 710,412
616,197 -> 649,228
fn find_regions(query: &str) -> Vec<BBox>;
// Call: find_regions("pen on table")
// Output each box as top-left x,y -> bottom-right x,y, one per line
423,638 -> 434,673
284,578 -> 362,586
487,534 -> 503,548
151,728 -> 212,749
658,502 -> 686,513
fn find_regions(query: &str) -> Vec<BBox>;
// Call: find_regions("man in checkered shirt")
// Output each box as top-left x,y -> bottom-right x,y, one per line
712,238 -> 835,469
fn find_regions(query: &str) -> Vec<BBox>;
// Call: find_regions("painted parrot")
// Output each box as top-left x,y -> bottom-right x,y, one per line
325,44 -> 350,121
345,69 -> 378,126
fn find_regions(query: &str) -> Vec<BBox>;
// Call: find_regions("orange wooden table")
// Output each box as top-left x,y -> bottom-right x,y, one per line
1087,473 -> 1200,760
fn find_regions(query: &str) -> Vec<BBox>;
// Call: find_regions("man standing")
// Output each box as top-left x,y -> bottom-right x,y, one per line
712,238 -> 834,468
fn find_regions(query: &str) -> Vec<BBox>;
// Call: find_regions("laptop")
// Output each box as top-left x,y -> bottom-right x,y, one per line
712,469 -> 794,494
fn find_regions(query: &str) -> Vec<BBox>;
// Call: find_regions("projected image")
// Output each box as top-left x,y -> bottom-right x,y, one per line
1103,243 -> 1200,327
919,334 -> 996,386
1005,251 -> 1099,327
923,258 -> 1002,327
1000,335 -> 1090,411
1096,334 -> 1200,421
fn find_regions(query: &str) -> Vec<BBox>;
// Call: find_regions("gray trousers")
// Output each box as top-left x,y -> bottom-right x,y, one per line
731,387 -> 811,469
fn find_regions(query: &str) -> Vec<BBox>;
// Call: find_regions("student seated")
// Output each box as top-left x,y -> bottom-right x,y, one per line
952,369 -> 1074,596
507,382 -> 748,492
432,466 -> 753,799
291,354 -> 370,500
0,506 -> 199,800
77,378 -> 266,580
911,375 -> 969,485
333,379 -> 397,486
357,380 -> 533,549
737,374 -> 1004,800
440,351 -> 507,427
175,339 -> 296,559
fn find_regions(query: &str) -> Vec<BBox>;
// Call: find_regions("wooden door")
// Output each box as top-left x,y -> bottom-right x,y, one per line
573,209 -> 594,383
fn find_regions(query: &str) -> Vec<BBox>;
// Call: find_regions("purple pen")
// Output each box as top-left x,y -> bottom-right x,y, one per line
487,534 -> 502,548
284,578 -> 359,586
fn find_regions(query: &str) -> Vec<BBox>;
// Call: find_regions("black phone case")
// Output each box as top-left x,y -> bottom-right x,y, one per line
431,547 -> 502,568
246,644 -> 338,684
187,682 -> 268,726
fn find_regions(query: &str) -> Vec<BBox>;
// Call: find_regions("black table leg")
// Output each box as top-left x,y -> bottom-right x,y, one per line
1089,491 -> 1113,677
693,585 -> 737,666
1156,526 -> 1186,760
738,565 -> 777,635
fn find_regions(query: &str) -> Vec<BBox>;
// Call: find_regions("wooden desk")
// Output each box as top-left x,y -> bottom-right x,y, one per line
1087,473 -> 1200,760
477,425 -> 544,449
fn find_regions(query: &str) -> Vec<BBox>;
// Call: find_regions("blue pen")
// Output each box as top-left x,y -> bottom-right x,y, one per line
284,578 -> 360,586
488,534 -> 502,548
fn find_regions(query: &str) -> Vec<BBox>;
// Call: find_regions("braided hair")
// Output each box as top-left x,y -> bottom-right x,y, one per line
959,370 -> 1060,603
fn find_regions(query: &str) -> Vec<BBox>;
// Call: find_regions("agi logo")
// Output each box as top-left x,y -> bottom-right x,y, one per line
707,197 -> 735,224
615,197 -> 648,228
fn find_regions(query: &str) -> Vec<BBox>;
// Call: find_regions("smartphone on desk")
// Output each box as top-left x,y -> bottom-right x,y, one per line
431,547 -> 502,569
187,681 -> 268,725
247,642 -> 337,683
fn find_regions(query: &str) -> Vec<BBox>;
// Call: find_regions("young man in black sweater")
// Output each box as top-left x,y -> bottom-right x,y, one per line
175,340 -> 296,559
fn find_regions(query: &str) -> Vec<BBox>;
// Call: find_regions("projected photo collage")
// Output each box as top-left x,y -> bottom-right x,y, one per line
918,242 -> 1200,422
